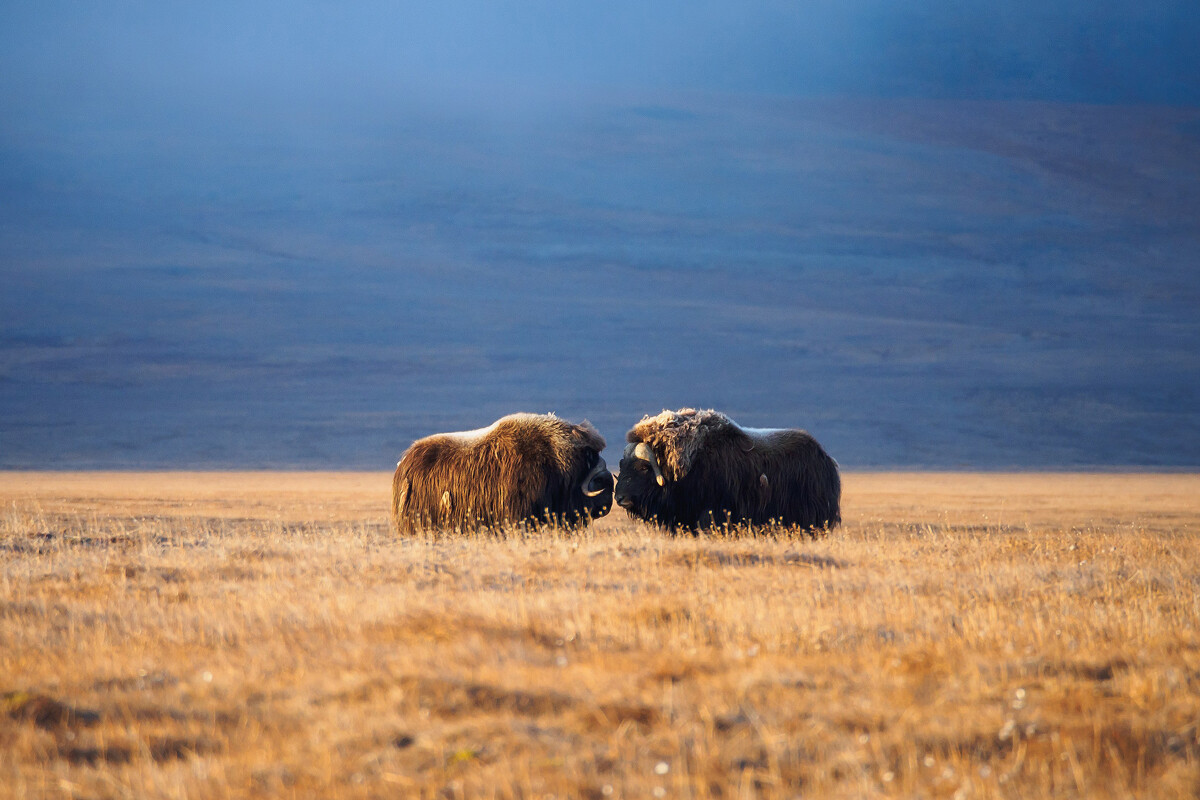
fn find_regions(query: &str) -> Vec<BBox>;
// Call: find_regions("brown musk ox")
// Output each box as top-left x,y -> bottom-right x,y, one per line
615,408 -> 840,533
392,413 -> 613,533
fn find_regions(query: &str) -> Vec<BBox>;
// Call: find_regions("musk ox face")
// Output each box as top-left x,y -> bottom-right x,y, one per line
577,450 -> 615,520
615,442 -> 668,523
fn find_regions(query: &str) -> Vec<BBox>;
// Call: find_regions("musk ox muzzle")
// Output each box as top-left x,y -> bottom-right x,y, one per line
581,456 -> 615,519
582,456 -> 611,497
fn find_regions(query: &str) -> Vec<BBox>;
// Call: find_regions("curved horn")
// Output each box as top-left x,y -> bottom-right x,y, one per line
633,442 -> 665,486
581,456 -> 609,497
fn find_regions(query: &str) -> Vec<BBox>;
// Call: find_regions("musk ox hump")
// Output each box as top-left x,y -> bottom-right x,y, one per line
438,419 -> 502,444
435,412 -> 604,473
741,426 -> 786,441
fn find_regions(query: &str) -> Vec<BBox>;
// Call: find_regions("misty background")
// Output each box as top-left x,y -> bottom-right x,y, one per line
2,1 -> 1198,469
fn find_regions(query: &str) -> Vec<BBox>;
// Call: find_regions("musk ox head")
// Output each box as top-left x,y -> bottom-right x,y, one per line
615,408 -> 726,524
615,440 -> 670,522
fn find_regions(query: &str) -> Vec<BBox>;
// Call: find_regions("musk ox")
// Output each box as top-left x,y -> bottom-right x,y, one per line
392,413 -> 613,533
615,408 -> 840,532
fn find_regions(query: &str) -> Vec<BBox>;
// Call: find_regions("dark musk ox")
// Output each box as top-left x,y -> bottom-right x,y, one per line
615,408 -> 840,533
392,413 -> 613,533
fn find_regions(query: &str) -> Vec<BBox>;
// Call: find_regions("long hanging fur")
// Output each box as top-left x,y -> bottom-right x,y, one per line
619,408 -> 840,532
392,413 -> 610,533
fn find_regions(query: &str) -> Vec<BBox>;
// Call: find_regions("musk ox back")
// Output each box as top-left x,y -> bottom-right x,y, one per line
615,408 -> 840,532
392,413 -> 613,533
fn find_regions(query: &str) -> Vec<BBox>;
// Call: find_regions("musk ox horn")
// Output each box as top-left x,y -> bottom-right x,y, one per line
633,442 -> 665,486
581,456 -> 610,497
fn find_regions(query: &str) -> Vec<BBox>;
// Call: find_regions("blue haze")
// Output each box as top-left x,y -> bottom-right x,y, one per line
1,2 -> 1199,468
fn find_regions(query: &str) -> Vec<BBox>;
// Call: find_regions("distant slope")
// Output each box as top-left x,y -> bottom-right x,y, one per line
1,96 -> 1198,468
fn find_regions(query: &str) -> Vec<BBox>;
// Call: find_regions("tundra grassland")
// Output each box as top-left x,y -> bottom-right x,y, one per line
1,472 -> 1198,799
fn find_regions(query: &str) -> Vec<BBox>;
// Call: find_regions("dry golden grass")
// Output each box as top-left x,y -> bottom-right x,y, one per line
2,472 -> 1198,799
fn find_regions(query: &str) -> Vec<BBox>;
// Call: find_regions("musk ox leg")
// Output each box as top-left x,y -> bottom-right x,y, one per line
758,473 -> 771,517
391,477 -> 409,534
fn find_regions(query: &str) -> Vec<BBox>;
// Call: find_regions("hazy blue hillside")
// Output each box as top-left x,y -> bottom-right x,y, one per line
2,3 -> 1198,469
2,93 -> 1197,468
